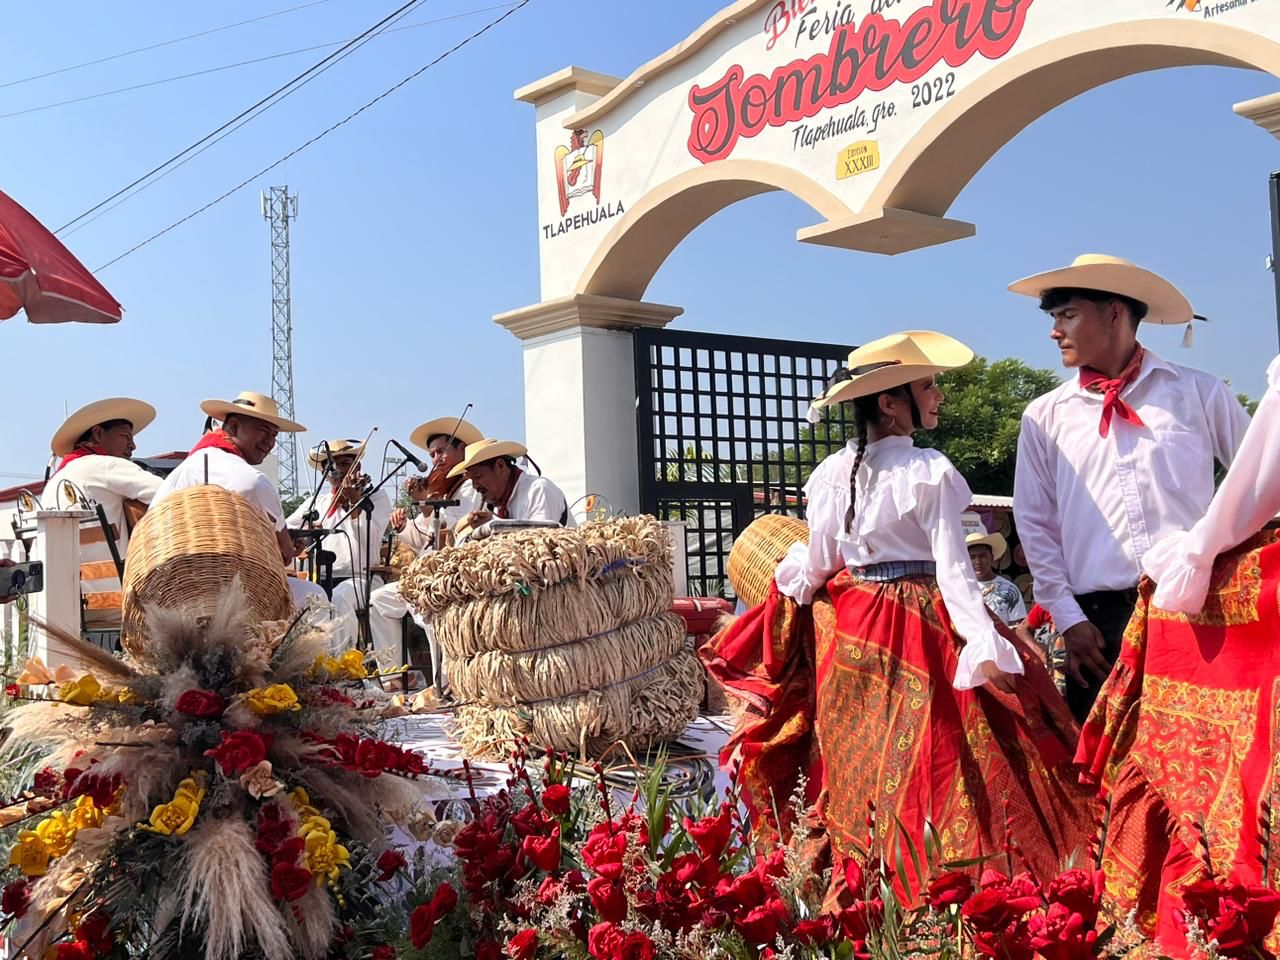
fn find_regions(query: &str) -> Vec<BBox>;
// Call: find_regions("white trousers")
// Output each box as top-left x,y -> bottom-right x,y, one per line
327,575 -> 383,652
369,581 -> 445,690
289,577 -> 328,608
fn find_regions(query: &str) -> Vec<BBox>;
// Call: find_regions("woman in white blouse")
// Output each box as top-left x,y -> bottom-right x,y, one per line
704,331 -> 1091,899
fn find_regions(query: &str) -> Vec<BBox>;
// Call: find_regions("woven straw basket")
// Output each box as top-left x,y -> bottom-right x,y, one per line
727,514 -> 809,607
121,485 -> 292,654
399,516 -> 703,759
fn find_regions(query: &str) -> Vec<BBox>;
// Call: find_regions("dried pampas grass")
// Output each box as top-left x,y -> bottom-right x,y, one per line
175,816 -> 294,960
24,616 -> 135,682
295,765 -> 426,845
288,880 -> 336,960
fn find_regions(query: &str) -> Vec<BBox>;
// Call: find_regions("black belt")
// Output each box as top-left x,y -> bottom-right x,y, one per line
1076,587 -> 1139,606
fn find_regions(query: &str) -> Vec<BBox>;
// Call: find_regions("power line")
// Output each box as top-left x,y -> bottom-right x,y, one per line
0,0 -> 336,91
56,0 -> 430,236
0,4 -> 519,121
96,0 -> 532,273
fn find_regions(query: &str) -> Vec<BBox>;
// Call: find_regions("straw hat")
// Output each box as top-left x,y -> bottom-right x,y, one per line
410,417 -> 485,451
809,331 -> 974,414
447,439 -> 528,479
306,438 -> 367,470
200,391 -> 305,433
965,529 -> 1008,562
51,397 -> 156,456
1007,254 -> 1193,325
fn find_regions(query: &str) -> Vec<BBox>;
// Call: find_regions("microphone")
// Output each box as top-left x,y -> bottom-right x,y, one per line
391,439 -> 429,473
319,439 -> 335,476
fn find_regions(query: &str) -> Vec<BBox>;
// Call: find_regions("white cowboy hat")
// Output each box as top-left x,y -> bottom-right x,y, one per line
1007,254 -> 1193,326
808,331 -> 974,415
200,391 -> 305,433
965,529 -> 1008,562
51,397 -> 156,457
409,417 -> 485,452
306,438 -> 367,470
447,438 -> 528,479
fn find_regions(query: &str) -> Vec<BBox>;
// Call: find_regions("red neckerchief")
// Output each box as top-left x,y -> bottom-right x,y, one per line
56,445 -> 107,472
189,429 -> 246,460
493,466 -> 523,519
1079,344 -> 1146,438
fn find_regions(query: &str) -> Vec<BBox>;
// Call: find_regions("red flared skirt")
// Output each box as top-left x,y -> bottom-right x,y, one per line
703,569 -> 1094,898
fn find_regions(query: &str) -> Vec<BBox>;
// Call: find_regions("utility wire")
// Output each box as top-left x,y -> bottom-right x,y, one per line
0,0 -> 335,91
96,0 -> 532,273
0,4 -> 518,121
56,0 -> 429,236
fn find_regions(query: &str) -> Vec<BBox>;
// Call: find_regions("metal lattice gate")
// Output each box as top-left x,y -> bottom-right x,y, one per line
634,328 -> 855,599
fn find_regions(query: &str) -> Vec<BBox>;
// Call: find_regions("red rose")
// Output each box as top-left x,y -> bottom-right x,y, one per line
1046,868 -> 1103,921
410,903 -> 437,950
588,877 -> 627,923
793,916 -> 834,946
4,683 -> 19,699
272,837 -> 306,867
371,947 -> 395,960
204,730 -> 272,776
587,922 -> 625,960
535,876 -> 564,906
738,899 -> 788,944
582,823 -> 628,871
617,931 -> 656,960
684,808 -> 734,862
377,849 -> 407,882
76,909 -> 113,954
1028,902 -> 1098,960
475,941 -> 501,960
55,943 -> 94,960
963,888 -> 1041,932
928,870 -> 974,909
1178,880 -> 1280,958
972,921 -> 1033,960
255,804 -> 294,856
32,767 -> 60,797
354,738 -> 398,778
507,929 -> 538,960
430,881 -> 459,917
1,879 -> 31,919
841,857 -> 866,895
542,783 -> 571,816
174,688 -> 226,719
66,771 -> 122,810
270,862 -> 312,902
522,828 -> 561,873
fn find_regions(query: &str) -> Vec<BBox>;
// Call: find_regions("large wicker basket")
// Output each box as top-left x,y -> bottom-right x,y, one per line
121,485 -> 292,654
399,516 -> 703,759
727,514 -> 809,607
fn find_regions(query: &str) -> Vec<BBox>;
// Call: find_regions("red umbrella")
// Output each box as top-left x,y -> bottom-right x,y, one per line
0,190 -> 121,325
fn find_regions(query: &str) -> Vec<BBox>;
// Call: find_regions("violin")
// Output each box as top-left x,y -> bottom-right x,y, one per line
407,463 -> 455,503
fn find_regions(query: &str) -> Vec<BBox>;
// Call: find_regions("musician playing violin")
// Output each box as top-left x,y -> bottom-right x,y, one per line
287,438 -> 393,650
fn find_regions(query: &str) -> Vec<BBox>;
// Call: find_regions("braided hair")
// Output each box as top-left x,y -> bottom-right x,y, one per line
843,389 -> 911,533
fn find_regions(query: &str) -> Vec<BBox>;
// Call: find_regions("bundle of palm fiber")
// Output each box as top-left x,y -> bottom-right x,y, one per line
398,516 -> 704,759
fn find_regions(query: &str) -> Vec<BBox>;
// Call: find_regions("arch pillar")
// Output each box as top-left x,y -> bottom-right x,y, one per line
493,295 -> 683,514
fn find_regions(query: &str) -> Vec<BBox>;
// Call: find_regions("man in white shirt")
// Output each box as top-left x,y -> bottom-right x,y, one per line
965,528 -> 1027,626
287,438 -> 392,650
48,398 -> 163,620
368,417 -> 488,684
452,438 -> 575,535
1011,255 -> 1250,721
153,391 -> 326,610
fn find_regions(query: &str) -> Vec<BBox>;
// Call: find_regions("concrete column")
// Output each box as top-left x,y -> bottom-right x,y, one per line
493,294 -> 682,516
28,510 -> 91,669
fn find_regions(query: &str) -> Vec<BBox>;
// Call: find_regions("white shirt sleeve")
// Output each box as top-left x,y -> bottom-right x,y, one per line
246,474 -> 287,531
1203,375 -> 1253,468
774,534 -> 844,606
1014,414 -> 1088,634
105,460 -> 164,504
1146,356 -> 1280,612
396,515 -> 432,553
919,466 -> 1024,690
523,477 -> 568,524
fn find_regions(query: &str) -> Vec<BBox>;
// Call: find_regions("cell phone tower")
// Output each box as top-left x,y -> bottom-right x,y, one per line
262,186 -> 300,496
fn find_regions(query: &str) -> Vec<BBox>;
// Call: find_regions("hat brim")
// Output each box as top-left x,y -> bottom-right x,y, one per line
52,398 -> 156,457
812,330 -> 974,411
410,417 -> 485,452
1008,263 -> 1192,325
306,440 -> 368,470
201,399 -> 305,433
966,532 -> 1008,561
447,440 -> 529,478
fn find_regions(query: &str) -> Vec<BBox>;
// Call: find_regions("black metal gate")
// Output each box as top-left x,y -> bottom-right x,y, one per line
634,328 -> 855,598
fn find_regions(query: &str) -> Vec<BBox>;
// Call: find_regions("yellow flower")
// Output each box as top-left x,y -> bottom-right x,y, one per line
289,787 -> 321,821
69,795 -> 105,832
35,811 -> 76,858
337,649 -> 368,679
244,683 -> 301,716
307,654 -> 341,680
8,831 -> 51,877
141,773 -> 206,837
58,674 -> 103,706
302,823 -> 350,885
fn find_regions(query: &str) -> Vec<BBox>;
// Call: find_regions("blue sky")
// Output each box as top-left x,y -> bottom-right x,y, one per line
2,0 -> 1278,487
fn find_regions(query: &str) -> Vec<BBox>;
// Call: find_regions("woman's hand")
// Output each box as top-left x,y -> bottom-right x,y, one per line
979,660 -> 1018,694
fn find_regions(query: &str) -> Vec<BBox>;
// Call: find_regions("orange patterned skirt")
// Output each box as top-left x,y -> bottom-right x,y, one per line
1078,530 -> 1280,955
702,569 -> 1094,897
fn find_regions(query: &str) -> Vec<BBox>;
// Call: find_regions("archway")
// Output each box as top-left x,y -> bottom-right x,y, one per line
499,0 -> 1280,512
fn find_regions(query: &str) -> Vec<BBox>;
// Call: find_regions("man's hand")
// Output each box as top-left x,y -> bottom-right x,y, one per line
0,559 -> 15,605
277,529 -> 300,565
1061,621 -> 1112,688
466,510 -> 493,529
390,508 -> 408,533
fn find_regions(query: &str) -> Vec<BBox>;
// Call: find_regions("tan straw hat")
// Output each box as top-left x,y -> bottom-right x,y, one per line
306,438 -> 367,470
447,438 -> 528,479
51,397 -> 156,456
200,391 -> 305,433
410,417 -> 484,452
1007,254 -> 1193,325
808,331 -> 973,415
959,512 -> 1008,561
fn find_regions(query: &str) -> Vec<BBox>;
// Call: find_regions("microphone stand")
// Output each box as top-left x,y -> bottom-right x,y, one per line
296,447 -> 331,586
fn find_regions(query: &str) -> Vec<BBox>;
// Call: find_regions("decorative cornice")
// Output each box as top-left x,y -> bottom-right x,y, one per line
493,294 -> 683,341
514,67 -> 623,106
1235,92 -> 1280,139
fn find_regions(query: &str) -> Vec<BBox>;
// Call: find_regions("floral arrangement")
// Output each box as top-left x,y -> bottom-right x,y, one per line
0,587 -> 442,960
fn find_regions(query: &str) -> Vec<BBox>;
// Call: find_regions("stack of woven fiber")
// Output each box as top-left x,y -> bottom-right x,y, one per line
398,516 -> 704,759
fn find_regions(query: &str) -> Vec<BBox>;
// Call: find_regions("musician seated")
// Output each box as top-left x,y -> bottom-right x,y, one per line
154,391 -> 326,610
453,439 -> 575,535
287,439 -> 392,650
371,417 -> 486,685
48,398 -> 163,618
